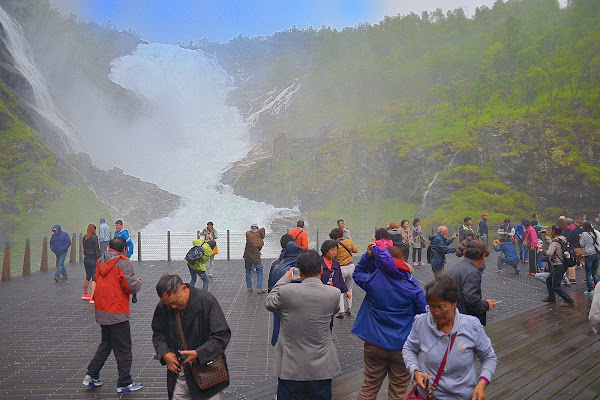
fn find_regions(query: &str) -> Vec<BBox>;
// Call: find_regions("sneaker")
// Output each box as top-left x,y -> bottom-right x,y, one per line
257,289 -> 267,294
247,288 -> 253,293
81,293 -> 91,299
497,270 -> 503,274
208,274 -> 213,278
419,261 -> 424,265
82,374 -> 103,387
89,298 -> 95,304
570,279 -> 576,284
516,269 -> 521,275
584,290 -> 594,296
345,309 -> 352,316
54,277 -> 59,282
560,301 -> 575,307
117,382 -> 143,393
524,260 -> 528,264
542,297 -> 556,302
413,262 -> 418,266
60,276 -> 68,280
335,313 -> 344,319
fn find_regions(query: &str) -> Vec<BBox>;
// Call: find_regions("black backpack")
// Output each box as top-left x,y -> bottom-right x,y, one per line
554,239 -> 576,268
185,245 -> 205,263
426,245 -> 434,264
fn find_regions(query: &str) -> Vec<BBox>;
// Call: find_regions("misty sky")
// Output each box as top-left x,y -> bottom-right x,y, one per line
49,0 -> 568,44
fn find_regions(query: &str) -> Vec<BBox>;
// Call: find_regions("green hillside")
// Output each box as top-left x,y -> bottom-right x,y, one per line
215,0 -> 600,229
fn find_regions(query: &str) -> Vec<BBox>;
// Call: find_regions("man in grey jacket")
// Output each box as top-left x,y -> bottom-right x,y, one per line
265,250 -> 341,399
98,217 -> 110,254
447,240 -> 495,326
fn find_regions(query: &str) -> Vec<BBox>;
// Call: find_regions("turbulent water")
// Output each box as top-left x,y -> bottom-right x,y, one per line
107,43 -> 297,232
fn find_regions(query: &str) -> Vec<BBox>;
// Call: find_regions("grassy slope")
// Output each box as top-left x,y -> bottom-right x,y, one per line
0,82 -> 111,276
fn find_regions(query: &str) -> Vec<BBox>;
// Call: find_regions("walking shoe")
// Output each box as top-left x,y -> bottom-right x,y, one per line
560,302 -> 575,307
208,274 -> 213,278
345,309 -> 352,316
335,313 -> 344,319
542,297 -> 556,302
419,261 -> 424,265
247,288 -> 253,293
89,298 -> 95,304
257,289 -> 267,294
81,293 -> 91,299
584,290 -> 594,296
570,279 -> 576,284
524,260 -> 528,263
54,277 -> 59,282
82,374 -> 103,387
497,270 -> 503,274
516,269 -> 521,275
413,262 -> 418,266
60,276 -> 68,280
117,382 -> 143,393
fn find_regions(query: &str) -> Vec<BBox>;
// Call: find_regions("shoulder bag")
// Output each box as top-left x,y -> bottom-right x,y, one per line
175,311 -> 229,390
404,332 -> 457,400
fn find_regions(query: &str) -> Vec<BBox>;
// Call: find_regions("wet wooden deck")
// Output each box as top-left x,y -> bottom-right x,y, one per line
0,253 -> 598,399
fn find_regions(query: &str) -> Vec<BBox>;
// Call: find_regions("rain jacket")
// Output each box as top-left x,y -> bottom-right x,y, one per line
114,228 -> 134,258
186,239 -> 214,272
49,225 -> 71,256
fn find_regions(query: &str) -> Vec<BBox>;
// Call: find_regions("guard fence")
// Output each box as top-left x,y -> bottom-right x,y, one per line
1,225 -> 451,280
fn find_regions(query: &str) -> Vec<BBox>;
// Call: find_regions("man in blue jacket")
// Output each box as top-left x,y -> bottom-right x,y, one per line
114,220 -> 134,259
428,226 -> 457,278
352,244 -> 427,399
493,236 -> 520,274
50,224 -> 71,282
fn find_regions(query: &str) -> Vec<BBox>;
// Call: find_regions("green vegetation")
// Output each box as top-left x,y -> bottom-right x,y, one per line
221,0 -> 600,227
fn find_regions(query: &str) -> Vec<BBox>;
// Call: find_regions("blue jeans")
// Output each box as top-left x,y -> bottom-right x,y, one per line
245,260 -> 263,289
188,267 -> 209,291
517,239 -> 528,262
584,253 -> 600,291
481,233 -> 488,245
55,253 -> 67,278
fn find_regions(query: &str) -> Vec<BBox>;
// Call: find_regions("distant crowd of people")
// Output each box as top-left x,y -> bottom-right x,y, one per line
49,212 -> 600,399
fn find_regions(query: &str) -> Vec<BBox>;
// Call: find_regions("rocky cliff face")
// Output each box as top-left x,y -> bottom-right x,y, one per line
69,153 -> 182,231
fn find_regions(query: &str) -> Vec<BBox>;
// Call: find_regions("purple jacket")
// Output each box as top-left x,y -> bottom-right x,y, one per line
320,257 -> 348,293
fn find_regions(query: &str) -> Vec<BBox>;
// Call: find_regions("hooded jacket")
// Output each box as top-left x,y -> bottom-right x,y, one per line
93,249 -> 141,325
352,246 -> 427,350
98,218 -> 110,242
243,228 -> 265,263
49,225 -> 71,256
114,228 -> 134,258
428,232 -> 456,270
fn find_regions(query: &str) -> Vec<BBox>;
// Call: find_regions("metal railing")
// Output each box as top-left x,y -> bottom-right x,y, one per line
1,225 -> 450,280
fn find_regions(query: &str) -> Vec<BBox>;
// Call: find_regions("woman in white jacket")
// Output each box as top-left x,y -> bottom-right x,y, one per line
579,222 -> 600,295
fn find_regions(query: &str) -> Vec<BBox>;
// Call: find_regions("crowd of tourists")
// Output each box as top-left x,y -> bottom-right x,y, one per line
48,212 -> 600,399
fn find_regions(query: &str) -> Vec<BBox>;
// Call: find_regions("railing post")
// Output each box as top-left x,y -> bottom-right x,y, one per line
227,229 -> 230,261
2,241 -> 10,281
69,233 -> 76,263
22,239 -> 31,276
79,233 -> 84,262
40,237 -> 48,272
167,231 -> 171,262
316,229 -> 319,251
137,231 -> 142,261
197,230 -> 200,240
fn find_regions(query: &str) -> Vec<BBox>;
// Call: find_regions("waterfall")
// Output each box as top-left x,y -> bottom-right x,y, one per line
0,6 -> 78,149
108,43 -> 299,232
419,153 -> 459,215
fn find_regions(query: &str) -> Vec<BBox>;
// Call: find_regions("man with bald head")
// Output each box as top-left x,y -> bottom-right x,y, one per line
427,226 -> 458,279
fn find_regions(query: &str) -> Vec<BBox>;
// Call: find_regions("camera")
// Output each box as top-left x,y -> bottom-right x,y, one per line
177,350 -> 188,364
292,268 -> 300,279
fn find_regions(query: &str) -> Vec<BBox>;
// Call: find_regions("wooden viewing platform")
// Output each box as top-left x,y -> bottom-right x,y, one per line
0,252 -> 598,399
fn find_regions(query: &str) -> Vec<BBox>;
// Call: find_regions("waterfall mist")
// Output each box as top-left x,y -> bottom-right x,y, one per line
102,43 -> 297,232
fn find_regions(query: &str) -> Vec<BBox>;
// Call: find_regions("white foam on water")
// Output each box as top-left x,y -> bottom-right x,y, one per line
108,43 -> 298,233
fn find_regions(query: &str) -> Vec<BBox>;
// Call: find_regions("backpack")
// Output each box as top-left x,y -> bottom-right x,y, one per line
185,245 -> 205,263
554,238 -> 576,268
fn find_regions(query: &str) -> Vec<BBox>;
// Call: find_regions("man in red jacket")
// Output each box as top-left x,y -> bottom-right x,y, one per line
288,219 -> 309,249
82,237 -> 143,393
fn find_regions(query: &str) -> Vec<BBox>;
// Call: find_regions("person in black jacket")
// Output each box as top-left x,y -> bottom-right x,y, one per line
447,240 -> 495,325
152,274 -> 231,400
82,224 -> 101,302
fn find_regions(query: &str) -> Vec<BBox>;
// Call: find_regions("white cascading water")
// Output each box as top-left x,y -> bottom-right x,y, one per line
108,43 -> 298,233
0,6 -> 78,149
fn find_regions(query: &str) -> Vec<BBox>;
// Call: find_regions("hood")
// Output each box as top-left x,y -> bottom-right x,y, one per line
428,233 -> 440,241
52,224 -> 62,233
389,228 -> 401,234
284,241 -> 302,258
100,218 -> 106,224
427,307 -> 462,336
192,238 -> 205,246
97,250 -> 125,277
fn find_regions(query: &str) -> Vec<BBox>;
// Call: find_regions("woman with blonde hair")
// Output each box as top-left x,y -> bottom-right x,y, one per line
82,224 -> 100,303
